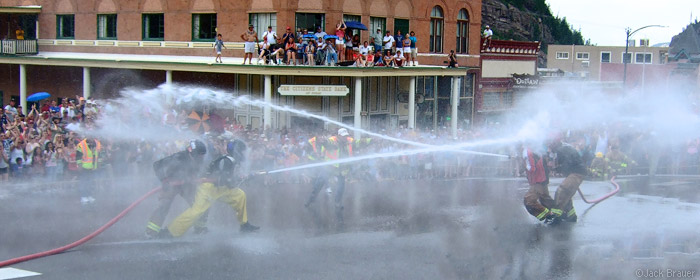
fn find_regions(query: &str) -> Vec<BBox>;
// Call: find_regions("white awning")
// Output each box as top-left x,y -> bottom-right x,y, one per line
0,6 -> 42,14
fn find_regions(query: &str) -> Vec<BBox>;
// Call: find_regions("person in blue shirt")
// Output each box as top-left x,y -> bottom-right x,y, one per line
394,30 -> 404,53
409,31 -> 417,66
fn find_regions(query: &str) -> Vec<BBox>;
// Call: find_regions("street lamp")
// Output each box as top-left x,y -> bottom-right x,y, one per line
623,25 -> 666,87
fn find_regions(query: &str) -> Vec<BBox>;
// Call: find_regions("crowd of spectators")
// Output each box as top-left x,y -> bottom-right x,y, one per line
250,21 -> 418,68
2,96 -> 700,186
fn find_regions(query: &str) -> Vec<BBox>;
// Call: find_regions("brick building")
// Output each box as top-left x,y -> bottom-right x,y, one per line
0,0 -> 484,135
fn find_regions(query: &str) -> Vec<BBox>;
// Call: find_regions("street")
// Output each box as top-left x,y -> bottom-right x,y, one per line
1,175 -> 699,279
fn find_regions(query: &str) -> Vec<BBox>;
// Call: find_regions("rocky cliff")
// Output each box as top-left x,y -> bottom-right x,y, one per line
481,0 -> 585,66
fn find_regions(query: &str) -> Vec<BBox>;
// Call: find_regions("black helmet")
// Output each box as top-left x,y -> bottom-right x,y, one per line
226,139 -> 246,160
189,140 -> 207,155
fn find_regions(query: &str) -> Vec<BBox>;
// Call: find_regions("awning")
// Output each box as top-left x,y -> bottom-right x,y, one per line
0,6 -> 42,13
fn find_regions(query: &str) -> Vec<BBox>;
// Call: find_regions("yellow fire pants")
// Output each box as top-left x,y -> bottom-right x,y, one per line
168,182 -> 248,237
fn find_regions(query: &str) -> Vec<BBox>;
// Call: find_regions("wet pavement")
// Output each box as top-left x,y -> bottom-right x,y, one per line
1,175 -> 699,279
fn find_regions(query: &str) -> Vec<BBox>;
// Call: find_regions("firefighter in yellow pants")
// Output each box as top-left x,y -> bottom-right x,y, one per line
168,182 -> 253,237
164,139 -> 259,237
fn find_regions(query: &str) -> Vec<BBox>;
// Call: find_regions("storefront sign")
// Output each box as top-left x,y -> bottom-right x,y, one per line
278,85 -> 349,96
512,74 -> 539,89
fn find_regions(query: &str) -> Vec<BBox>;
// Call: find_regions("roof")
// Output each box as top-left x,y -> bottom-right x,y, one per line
0,52 -> 471,77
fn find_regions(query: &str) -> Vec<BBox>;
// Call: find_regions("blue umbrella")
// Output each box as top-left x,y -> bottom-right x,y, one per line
344,21 -> 368,31
302,34 -> 318,39
323,35 -> 339,40
27,92 -> 50,102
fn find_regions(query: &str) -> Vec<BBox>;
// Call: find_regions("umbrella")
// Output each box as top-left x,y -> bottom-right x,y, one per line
302,34 -> 318,39
323,35 -> 339,40
187,111 -> 210,133
27,92 -> 51,102
344,21 -> 368,31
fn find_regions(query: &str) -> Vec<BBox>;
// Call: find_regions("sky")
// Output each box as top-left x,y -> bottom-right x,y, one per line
546,0 -> 698,46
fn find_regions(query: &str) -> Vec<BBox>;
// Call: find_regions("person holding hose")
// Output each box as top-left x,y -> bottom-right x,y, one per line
145,140 -> 209,238
522,145 -> 557,223
164,139 -> 259,237
549,135 -> 587,224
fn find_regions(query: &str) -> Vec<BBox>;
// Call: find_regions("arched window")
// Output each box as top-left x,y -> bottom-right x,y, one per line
457,9 -> 469,53
429,6 -> 443,53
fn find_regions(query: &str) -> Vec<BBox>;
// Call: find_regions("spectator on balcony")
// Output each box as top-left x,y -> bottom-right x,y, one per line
282,27 -> 295,44
373,28 -> 383,54
284,37 -> 298,66
448,50 -> 458,68
482,25 -> 493,48
383,30 -> 395,56
240,24 -> 258,65
15,27 -> 24,40
409,31 -> 417,66
214,34 -> 227,64
262,26 -> 278,45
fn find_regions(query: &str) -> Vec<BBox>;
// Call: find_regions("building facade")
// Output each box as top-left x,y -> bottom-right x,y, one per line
546,42 -> 669,81
0,0 -> 483,136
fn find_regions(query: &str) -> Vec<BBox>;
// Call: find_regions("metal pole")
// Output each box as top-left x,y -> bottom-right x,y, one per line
451,77 -> 459,139
19,64 -> 27,115
83,67 -> 91,99
354,77 -> 362,139
263,75 -> 272,130
408,77 -> 416,129
623,28 -> 630,87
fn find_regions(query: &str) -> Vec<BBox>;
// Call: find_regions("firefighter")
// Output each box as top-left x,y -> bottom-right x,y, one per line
607,144 -> 636,176
76,138 -> 102,204
165,139 -> 259,237
522,146 -> 557,223
304,128 -> 371,230
145,140 -> 209,238
549,135 -> 588,224
588,152 -> 609,180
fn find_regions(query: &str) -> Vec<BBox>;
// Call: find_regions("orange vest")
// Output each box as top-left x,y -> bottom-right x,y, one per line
77,139 -> 102,170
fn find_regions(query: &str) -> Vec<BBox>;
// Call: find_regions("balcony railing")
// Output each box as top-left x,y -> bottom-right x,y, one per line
1,39 -> 38,55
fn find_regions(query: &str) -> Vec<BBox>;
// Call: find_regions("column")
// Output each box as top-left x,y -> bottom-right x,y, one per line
354,77 -> 362,139
19,64 -> 27,115
451,76 -> 459,139
83,67 -> 91,99
166,70 -> 173,85
408,77 -> 416,129
263,75 -> 272,130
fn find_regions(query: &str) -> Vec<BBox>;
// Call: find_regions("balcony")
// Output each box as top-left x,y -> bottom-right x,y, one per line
1,39 -> 38,55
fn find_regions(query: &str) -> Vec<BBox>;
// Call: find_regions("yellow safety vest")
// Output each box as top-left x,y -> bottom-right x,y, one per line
77,139 -> 101,170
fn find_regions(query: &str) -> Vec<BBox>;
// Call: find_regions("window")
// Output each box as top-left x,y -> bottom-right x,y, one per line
581,61 -> 590,67
192,14 -> 217,41
249,13 -> 277,36
601,51 -> 611,63
456,9 -> 469,54
97,14 -> 117,40
635,52 -> 652,64
344,14 -> 361,37
56,14 -> 75,39
295,13 -> 324,34
429,6 -> 443,53
394,18 -> 409,37
142,13 -> 164,40
370,17 -> 386,35
576,52 -> 589,60
555,52 -> 569,59
622,52 -> 632,63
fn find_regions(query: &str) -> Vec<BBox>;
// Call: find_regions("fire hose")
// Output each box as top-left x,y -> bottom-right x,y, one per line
577,176 -> 620,204
0,186 -> 162,268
